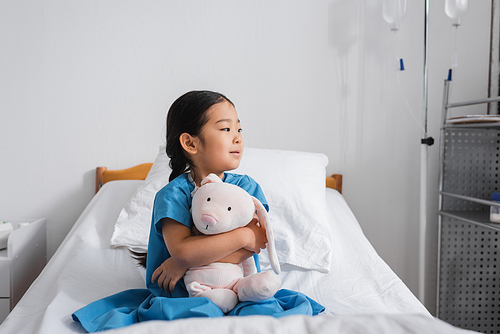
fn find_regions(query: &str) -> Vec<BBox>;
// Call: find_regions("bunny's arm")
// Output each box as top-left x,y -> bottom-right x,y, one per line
242,257 -> 257,276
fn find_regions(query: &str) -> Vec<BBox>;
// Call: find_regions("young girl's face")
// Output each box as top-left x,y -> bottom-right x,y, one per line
195,101 -> 243,179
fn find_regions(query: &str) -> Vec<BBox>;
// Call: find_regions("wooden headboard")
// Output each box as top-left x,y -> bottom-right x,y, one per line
96,164 -> 342,194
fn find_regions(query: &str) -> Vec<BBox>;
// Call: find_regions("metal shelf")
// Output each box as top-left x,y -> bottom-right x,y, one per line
440,191 -> 500,208
437,79 -> 500,333
444,122 -> 500,129
439,210 -> 500,233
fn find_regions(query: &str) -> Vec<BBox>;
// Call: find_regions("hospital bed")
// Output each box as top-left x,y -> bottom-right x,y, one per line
0,147 -> 476,333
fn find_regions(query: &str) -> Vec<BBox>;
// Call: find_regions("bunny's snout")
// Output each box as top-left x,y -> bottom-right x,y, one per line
201,214 -> 218,229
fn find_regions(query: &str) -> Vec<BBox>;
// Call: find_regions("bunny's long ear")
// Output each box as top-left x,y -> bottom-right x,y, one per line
251,197 -> 280,275
201,173 -> 223,186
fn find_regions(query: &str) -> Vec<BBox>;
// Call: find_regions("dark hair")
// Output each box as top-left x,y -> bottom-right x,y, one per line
166,90 -> 234,182
131,91 -> 234,269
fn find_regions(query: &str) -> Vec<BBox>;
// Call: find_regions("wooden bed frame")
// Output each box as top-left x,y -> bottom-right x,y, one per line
96,164 -> 342,194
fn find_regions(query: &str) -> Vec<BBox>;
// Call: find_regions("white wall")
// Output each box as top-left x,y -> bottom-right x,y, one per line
0,0 -> 491,314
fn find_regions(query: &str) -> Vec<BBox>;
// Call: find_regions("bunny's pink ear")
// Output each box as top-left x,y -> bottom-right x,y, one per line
252,197 -> 281,275
201,173 -> 223,186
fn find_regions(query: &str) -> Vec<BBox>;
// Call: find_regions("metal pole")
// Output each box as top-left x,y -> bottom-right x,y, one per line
418,0 -> 430,305
422,0 -> 430,136
436,78 -> 451,316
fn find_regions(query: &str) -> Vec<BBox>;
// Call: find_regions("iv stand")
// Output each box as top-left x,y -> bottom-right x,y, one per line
419,0 -> 434,304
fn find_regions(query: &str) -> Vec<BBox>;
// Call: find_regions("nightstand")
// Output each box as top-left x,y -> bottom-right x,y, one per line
0,219 -> 47,324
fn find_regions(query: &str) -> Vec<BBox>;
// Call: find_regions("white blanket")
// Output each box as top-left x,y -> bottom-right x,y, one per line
107,314 -> 477,334
0,180 -> 471,334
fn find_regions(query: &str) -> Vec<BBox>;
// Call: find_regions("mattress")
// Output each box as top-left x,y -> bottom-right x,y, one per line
0,180 -> 474,334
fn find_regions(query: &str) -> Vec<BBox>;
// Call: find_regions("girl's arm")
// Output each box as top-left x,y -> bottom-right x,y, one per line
217,248 -> 255,264
189,215 -> 259,264
161,217 -> 267,268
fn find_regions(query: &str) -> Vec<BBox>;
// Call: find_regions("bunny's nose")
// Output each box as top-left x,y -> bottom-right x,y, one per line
201,214 -> 218,228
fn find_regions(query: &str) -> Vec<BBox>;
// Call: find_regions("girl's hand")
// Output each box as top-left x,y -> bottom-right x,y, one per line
243,217 -> 268,254
151,257 -> 188,293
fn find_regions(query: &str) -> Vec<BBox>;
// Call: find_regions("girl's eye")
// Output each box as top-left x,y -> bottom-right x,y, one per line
238,128 -> 242,133
221,128 -> 230,132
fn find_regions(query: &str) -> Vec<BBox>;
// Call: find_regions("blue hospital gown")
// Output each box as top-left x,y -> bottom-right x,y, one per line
72,173 -> 324,332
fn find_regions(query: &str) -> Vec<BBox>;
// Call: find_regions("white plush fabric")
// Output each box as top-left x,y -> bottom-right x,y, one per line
110,146 -> 331,272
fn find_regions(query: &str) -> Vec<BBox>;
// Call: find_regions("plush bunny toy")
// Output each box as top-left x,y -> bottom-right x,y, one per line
184,173 -> 281,313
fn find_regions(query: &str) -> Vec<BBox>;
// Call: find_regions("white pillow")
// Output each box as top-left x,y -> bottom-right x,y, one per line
233,148 -> 331,272
110,144 -> 170,251
111,146 -> 332,272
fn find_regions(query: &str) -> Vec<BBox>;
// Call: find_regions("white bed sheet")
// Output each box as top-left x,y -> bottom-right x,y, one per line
0,180 -> 474,334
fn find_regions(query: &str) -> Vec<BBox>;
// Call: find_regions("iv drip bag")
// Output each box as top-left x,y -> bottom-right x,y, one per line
383,0 -> 407,31
445,0 -> 469,26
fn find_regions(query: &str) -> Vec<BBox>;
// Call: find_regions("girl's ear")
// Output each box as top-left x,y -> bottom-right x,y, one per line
179,133 -> 199,155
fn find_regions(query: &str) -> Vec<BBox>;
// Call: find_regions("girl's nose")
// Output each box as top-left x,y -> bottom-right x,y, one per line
234,132 -> 242,144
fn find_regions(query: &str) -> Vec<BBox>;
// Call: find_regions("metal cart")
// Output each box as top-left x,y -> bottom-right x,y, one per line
437,77 -> 500,333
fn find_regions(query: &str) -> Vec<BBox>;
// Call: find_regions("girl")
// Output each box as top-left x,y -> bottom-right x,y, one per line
146,90 -> 269,298
72,91 -> 323,332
